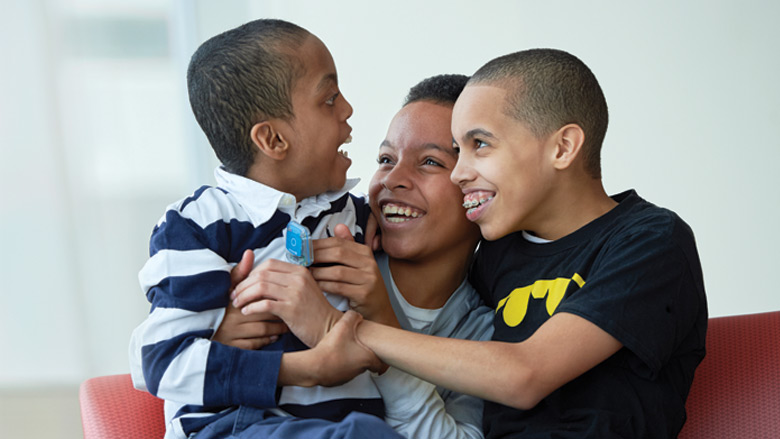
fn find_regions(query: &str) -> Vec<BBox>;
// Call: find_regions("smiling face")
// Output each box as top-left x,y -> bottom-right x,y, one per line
369,101 -> 481,262
278,36 -> 354,199
451,84 -> 559,241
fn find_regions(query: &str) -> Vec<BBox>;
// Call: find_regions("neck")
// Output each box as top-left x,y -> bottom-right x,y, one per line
388,246 -> 475,310
529,176 -> 617,241
246,161 -> 308,201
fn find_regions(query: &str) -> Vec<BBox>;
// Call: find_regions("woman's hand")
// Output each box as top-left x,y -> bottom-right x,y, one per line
213,250 -> 289,349
231,258 -> 342,348
311,224 -> 400,328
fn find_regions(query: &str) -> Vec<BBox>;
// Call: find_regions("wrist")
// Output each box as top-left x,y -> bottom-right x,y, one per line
278,351 -> 318,387
319,308 -> 343,344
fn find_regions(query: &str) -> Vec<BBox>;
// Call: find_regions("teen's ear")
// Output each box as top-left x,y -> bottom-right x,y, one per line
552,124 -> 585,171
250,121 -> 290,160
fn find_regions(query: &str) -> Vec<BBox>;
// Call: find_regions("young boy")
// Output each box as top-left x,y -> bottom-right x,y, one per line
341,49 -> 708,438
128,19 -> 400,439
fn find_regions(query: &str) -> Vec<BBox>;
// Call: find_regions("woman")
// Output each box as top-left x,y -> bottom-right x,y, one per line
219,75 -> 492,439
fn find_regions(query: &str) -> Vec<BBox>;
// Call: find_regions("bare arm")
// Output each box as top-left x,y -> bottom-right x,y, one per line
357,312 -> 623,410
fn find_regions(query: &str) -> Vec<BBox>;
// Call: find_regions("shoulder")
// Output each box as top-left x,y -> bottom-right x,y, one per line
159,185 -> 249,226
606,192 -> 698,257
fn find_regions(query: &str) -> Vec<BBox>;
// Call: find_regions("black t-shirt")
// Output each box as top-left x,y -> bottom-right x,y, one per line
470,190 -> 707,439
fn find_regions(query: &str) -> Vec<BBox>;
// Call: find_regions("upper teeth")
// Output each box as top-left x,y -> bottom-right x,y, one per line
462,195 -> 493,209
382,203 -> 422,220
343,135 -> 352,144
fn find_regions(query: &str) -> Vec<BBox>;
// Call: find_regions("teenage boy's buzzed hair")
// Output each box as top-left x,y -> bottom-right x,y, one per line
470,49 -> 609,179
187,19 -> 310,176
404,74 -> 470,107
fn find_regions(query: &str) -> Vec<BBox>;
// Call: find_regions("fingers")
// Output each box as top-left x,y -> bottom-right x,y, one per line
229,336 -> 280,350
340,311 -> 387,374
310,264 -> 367,286
234,321 -> 289,339
231,260 -> 310,305
312,241 -> 373,271
333,223 -> 355,241
230,249 -> 255,288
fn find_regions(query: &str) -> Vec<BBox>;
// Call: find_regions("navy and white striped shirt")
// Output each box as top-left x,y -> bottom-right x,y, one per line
129,167 -> 381,439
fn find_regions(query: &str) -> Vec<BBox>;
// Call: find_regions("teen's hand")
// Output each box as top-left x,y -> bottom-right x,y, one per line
311,224 -> 400,328
310,310 -> 387,386
364,212 -> 383,252
213,250 -> 289,349
231,258 -> 341,348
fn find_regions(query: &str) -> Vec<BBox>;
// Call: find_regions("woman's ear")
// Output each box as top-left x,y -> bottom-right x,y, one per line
551,124 -> 585,171
250,121 -> 289,160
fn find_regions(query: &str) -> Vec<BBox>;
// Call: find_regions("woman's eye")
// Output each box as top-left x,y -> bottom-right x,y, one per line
377,156 -> 393,165
423,158 -> 443,167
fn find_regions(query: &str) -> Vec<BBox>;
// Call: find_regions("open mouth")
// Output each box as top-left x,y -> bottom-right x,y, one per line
338,135 -> 352,158
462,191 -> 495,218
381,202 -> 425,223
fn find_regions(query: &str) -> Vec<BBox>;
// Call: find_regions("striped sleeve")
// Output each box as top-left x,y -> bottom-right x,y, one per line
129,187 -> 282,408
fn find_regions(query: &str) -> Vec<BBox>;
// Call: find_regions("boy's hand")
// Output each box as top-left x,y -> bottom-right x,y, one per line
213,302 -> 289,350
311,224 -> 400,328
311,310 -> 387,386
213,250 -> 289,350
231,259 -> 342,348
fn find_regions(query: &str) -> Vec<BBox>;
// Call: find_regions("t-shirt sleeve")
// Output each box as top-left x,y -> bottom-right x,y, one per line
556,223 -> 704,376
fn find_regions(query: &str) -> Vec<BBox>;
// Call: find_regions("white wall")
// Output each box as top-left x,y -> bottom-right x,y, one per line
1,0 -> 778,387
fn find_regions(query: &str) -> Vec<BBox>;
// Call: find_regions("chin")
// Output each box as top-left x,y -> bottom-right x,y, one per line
380,237 -> 415,259
478,223 -> 505,241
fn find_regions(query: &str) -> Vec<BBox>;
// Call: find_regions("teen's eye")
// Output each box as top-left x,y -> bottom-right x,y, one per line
475,139 -> 488,149
325,92 -> 340,106
423,158 -> 444,167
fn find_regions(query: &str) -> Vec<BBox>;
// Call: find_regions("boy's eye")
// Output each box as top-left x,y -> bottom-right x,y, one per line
325,92 -> 340,106
475,139 -> 488,149
423,158 -> 443,167
377,155 -> 394,165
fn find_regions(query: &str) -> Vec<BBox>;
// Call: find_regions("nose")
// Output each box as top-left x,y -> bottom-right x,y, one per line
340,93 -> 354,121
450,153 -> 472,188
381,161 -> 412,191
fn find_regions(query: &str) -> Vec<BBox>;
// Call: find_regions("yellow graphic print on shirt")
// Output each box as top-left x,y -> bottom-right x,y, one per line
495,273 -> 586,327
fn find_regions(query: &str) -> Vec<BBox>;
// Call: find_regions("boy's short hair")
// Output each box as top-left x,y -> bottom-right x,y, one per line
403,74 -> 470,107
470,49 -> 608,179
187,19 -> 310,176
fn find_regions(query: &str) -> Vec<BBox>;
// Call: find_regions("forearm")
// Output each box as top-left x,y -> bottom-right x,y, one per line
357,320 -> 540,410
358,312 -> 624,411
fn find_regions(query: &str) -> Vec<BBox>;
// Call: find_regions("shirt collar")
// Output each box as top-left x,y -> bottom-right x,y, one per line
214,167 -> 360,225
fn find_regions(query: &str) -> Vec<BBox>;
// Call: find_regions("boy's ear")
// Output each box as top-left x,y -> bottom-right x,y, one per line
250,121 -> 290,160
551,124 -> 585,171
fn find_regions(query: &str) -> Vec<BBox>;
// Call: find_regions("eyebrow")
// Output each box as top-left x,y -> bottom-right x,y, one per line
463,128 -> 496,141
317,73 -> 338,92
379,140 -> 458,158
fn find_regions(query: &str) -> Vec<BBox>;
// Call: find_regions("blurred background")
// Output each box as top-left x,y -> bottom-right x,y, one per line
1,0 -> 778,437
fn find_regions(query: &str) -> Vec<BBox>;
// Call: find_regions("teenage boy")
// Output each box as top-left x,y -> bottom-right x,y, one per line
354,48 -> 708,438
243,48 -> 707,438
128,19 -> 400,439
